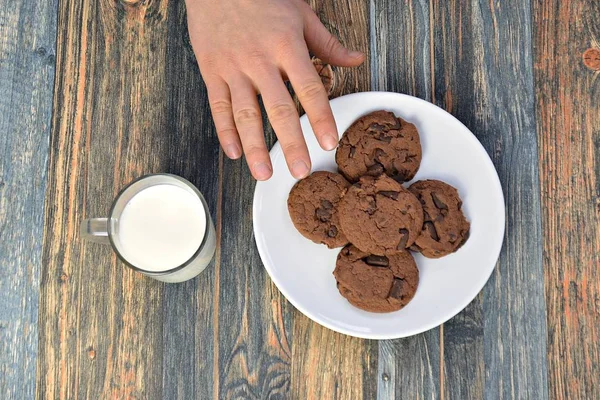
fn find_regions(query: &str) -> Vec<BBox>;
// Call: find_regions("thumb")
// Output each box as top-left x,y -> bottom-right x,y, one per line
303,8 -> 365,67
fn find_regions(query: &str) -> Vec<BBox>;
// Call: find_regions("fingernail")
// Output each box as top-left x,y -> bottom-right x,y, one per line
291,160 -> 310,179
225,144 -> 241,159
348,50 -> 364,58
322,134 -> 338,151
253,162 -> 272,180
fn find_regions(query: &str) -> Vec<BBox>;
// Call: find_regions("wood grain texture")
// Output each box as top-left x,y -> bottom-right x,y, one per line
371,1 -> 441,399
442,298 -> 483,400
217,136 -> 293,398
533,1 -> 600,398
160,2 -> 220,399
371,0 -> 433,100
290,1 -> 378,399
292,319 -> 378,400
377,336 -> 440,400
23,0 -> 600,397
0,0 -> 57,398
36,0 -> 219,398
433,0 -> 548,398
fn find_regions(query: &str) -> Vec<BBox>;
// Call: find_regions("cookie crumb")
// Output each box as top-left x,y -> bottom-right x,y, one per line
312,57 -> 335,95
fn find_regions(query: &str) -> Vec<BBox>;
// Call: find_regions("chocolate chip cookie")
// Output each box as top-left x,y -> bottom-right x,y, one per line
288,171 -> 350,248
408,180 -> 470,258
335,110 -> 422,182
338,174 -> 424,255
334,244 -> 419,313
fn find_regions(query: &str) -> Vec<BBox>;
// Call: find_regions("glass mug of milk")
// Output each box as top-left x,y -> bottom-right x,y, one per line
81,174 -> 216,283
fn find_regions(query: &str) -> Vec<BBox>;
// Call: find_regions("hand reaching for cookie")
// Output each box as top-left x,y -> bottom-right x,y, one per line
185,0 -> 365,180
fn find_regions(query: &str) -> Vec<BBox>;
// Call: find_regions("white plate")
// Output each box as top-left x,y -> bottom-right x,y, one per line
253,92 -> 505,339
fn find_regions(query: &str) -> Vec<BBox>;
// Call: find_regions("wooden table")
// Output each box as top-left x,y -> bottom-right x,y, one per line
1,0 -> 599,398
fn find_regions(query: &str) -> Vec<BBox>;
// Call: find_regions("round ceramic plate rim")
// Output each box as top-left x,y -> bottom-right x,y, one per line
253,91 -> 505,340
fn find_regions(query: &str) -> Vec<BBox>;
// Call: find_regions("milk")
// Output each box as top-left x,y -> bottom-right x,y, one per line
117,184 -> 207,272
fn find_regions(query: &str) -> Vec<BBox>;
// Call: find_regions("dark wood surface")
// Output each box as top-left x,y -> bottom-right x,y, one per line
0,0 -> 57,398
533,1 -> 600,398
1,0 -> 599,398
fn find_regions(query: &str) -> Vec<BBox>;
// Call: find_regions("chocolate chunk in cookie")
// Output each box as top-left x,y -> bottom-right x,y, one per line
338,174 -> 424,255
408,180 -> 470,258
334,244 -> 419,313
288,171 -> 350,248
336,110 -> 422,182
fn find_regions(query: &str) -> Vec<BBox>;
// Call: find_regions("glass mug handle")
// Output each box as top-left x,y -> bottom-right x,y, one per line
81,218 -> 110,244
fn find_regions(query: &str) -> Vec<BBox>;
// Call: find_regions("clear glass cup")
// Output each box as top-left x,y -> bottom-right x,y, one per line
81,173 -> 216,283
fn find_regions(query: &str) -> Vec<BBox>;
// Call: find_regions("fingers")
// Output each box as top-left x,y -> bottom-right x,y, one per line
253,71 -> 311,179
282,44 -> 338,151
229,75 -> 273,181
208,70 -> 310,181
205,78 -> 242,160
302,7 -> 365,67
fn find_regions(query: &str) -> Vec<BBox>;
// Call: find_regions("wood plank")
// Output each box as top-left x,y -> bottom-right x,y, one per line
217,138 -> 294,397
0,0 -> 57,397
290,1 -> 378,399
371,0 -> 433,100
442,298 -> 483,400
378,336 -> 440,400
160,2 -> 220,399
371,1 -> 441,399
533,1 -> 600,398
36,0 -> 219,398
292,319 -> 378,400
433,0 -> 548,398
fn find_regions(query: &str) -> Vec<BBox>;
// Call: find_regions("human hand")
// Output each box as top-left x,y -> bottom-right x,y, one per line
186,0 -> 365,180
